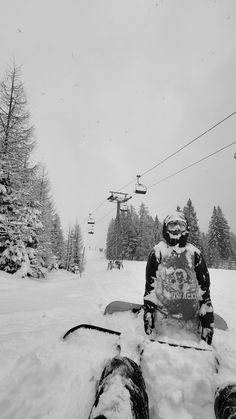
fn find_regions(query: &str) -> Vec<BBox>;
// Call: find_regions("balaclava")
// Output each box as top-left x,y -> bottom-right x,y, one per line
162,211 -> 189,247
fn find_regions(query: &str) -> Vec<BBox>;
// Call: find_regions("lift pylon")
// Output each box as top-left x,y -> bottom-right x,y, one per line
107,190 -> 132,261
107,191 -> 132,203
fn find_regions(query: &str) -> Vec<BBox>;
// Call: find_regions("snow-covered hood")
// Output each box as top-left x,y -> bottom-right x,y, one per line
162,211 -> 189,247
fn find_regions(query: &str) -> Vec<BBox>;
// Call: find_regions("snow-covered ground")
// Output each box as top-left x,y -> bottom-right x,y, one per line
0,249 -> 236,419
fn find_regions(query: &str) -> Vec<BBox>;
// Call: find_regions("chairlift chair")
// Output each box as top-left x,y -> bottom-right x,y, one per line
134,175 -> 147,195
120,203 -> 128,212
88,225 -> 95,234
234,152 -> 236,159
88,214 -> 95,225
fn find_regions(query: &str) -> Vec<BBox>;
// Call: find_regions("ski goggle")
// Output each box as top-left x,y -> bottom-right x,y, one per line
167,221 -> 187,232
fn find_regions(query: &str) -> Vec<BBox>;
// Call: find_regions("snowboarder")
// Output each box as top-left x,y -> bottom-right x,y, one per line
143,211 -> 214,345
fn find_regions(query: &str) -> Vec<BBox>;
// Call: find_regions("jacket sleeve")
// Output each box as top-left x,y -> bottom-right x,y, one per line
143,249 -> 160,311
194,251 -> 214,331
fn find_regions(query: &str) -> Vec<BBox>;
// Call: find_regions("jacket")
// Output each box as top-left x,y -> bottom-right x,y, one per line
144,241 -> 214,337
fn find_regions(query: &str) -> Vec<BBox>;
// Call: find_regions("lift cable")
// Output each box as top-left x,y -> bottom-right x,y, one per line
90,199 -> 108,215
147,141 -> 236,190
141,111 -> 236,178
95,207 -> 117,223
117,110 -> 236,192
81,111 -> 236,226
85,141 -> 235,229
78,199 -> 109,226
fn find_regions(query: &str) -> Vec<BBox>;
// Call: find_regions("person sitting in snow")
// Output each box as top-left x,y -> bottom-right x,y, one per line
143,211 -> 214,345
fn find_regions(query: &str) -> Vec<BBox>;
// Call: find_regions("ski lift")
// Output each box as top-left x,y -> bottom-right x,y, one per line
107,192 -> 117,202
107,191 -> 132,203
234,152 -> 236,159
88,213 -> 95,225
134,175 -> 147,195
120,203 -> 128,212
88,225 -> 94,235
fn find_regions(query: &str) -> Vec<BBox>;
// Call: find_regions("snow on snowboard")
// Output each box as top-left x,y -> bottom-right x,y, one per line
104,300 -> 228,331
63,301 -> 234,418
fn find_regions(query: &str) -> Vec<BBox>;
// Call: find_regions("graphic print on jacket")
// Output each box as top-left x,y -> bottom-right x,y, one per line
154,247 -> 199,321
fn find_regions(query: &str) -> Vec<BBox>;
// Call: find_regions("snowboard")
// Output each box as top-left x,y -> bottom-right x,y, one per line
104,300 -> 228,331
63,324 -> 218,418
88,356 -> 149,419
63,305 -> 232,418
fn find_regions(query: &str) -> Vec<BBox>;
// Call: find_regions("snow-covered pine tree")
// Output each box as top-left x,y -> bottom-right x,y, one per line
135,203 -> 155,261
216,206 -> 232,265
207,206 -> 232,268
183,199 -> 202,248
124,206 -> 139,260
153,215 -> 162,243
229,232 -> 236,269
34,165 -> 55,268
0,172 -> 43,276
0,64 -> 44,277
105,205 -> 140,261
105,218 -> 116,260
50,213 -> 66,268
105,204 -> 124,261
0,65 -> 36,194
207,206 -> 219,268
200,231 -> 208,261
71,221 -> 85,274
65,223 -> 84,274
65,227 -> 73,270
119,205 -> 139,260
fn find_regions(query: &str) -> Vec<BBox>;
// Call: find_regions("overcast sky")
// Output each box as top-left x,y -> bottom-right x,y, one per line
1,0 -> 236,247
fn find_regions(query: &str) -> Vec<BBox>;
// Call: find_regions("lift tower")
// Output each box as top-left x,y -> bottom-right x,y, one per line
107,191 -> 132,260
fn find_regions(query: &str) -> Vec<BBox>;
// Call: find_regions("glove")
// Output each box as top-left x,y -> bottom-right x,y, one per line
143,301 -> 156,335
201,327 -> 213,345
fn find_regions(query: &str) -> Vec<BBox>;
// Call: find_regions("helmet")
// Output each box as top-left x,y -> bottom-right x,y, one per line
162,211 -> 189,247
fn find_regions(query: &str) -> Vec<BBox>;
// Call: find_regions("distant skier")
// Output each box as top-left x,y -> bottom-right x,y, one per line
143,211 -> 214,345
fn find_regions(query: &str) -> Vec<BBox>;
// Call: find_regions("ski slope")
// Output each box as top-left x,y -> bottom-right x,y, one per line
0,249 -> 236,419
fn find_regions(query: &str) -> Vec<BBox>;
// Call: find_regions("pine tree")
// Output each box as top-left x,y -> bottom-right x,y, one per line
153,215 -> 162,243
105,205 -> 140,261
229,232 -> 236,269
106,218 -> 116,260
200,231 -> 208,261
207,206 -> 232,268
135,203 -> 155,261
50,213 -> 66,268
216,206 -> 232,262
0,65 -> 44,276
105,216 -> 121,260
207,207 -> 219,267
65,223 -> 84,274
183,199 -> 201,248
71,221 -> 85,273
0,65 -> 36,195
34,165 -> 55,267
118,206 -> 138,260
0,173 -> 43,276
65,227 -> 73,270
